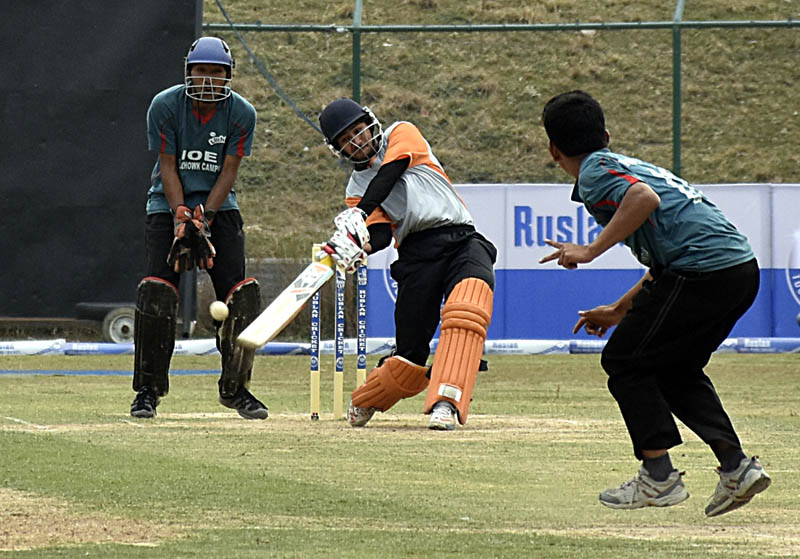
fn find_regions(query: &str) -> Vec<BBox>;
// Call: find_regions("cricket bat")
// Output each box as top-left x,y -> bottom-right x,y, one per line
237,255 -> 335,349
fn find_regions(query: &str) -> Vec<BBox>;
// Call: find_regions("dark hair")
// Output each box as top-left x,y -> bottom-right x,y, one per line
542,90 -> 608,156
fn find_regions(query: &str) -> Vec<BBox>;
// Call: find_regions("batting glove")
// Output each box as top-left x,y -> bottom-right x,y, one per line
333,207 -> 369,248
322,229 -> 367,274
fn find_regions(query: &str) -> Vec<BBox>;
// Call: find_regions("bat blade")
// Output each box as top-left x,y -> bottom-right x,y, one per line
237,260 -> 335,349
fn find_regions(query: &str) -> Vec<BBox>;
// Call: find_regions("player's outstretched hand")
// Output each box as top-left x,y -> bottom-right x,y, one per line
321,229 -> 367,274
573,305 -> 623,337
539,239 -> 594,270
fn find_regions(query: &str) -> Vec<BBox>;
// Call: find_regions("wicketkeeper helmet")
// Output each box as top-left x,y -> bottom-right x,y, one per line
184,37 -> 234,101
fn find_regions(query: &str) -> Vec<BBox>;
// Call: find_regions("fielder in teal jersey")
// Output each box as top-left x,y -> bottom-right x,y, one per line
131,37 -> 267,421
572,149 -> 753,273
540,90 -> 770,517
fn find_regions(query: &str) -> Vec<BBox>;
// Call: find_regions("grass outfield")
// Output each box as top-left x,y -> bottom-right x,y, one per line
1,353 -> 798,558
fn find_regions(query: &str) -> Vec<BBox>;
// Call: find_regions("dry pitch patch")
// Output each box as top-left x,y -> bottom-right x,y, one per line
0,488 -> 174,552
1,411 -> 620,440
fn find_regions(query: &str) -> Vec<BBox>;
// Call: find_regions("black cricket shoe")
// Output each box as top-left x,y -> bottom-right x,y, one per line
130,386 -> 159,418
219,386 -> 269,420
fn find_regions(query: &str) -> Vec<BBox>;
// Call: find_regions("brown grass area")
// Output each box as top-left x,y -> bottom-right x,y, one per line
0,488 -> 176,552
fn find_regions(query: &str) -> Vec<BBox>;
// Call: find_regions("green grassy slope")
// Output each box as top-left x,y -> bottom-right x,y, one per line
199,1 -> 799,259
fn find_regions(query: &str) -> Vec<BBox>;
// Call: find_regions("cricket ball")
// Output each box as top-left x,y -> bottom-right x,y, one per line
209,301 -> 229,321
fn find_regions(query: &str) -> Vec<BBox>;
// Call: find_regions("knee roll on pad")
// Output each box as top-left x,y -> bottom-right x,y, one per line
423,278 -> 493,424
351,356 -> 429,412
134,277 -> 178,396
218,278 -> 261,397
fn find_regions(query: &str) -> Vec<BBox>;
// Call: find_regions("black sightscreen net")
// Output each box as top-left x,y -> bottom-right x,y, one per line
0,1 -> 201,317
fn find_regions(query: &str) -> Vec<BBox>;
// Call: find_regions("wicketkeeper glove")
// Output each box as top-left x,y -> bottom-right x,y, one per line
167,204 -> 216,272
190,204 -> 216,270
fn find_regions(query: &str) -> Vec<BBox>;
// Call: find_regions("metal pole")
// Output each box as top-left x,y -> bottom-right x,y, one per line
204,19 -> 800,33
352,0 -> 363,102
672,0 -> 686,176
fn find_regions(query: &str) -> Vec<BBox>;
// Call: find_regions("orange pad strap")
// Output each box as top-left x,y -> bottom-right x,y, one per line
351,356 -> 429,412
423,278 -> 493,424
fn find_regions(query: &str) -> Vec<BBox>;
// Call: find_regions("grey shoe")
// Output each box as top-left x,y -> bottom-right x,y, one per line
219,386 -> 268,420
348,400 -> 376,427
130,386 -> 159,418
705,456 -> 771,517
428,401 -> 458,431
599,467 -> 689,509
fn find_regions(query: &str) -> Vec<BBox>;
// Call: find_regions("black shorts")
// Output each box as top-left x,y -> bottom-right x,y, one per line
144,210 -> 246,301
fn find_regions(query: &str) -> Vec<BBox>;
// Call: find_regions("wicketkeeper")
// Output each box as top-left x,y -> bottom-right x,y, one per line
318,98 -> 497,430
131,37 -> 266,420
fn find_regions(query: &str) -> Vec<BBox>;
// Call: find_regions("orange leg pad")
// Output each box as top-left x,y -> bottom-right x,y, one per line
423,278 -> 493,424
351,356 -> 429,412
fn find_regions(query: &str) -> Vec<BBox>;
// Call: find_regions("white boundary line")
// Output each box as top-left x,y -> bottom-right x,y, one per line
2,416 -> 51,430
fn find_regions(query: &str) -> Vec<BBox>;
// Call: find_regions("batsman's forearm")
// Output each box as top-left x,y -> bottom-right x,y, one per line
357,157 -> 409,216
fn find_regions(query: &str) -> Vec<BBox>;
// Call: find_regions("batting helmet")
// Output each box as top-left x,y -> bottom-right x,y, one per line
184,37 -> 235,102
319,98 -> 384,164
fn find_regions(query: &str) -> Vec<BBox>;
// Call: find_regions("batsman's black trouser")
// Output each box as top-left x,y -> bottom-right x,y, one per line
390,225 -> 497,366
144,210 -> 246,301
600,258 -> 759,460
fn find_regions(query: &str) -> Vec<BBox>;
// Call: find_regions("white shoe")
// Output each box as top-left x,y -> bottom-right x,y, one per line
599,467 -> 689,509
705,456 -> 771,517
428,401 -> 457,431
348,400 -> 376,427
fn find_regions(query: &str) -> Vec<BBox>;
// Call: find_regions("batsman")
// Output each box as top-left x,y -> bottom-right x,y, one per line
130,37 -> 266,420
318,98 -> 497,430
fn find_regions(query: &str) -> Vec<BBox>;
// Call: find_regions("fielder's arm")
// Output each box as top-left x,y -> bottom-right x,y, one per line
540,182 -> 660,269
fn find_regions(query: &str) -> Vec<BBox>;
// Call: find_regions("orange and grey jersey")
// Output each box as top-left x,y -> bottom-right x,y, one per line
345,121 -> 473,245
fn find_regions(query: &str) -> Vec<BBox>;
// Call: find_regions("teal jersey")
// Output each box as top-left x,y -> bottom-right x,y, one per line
146,85 -> 256,214
575,149 -> 753,272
